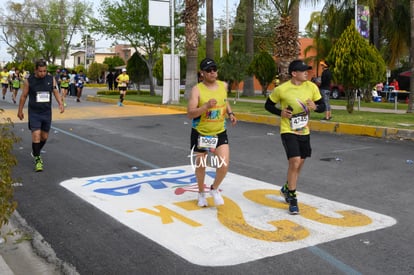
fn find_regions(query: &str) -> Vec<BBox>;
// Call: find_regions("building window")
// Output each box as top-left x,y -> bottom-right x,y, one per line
77,56 -> 81,65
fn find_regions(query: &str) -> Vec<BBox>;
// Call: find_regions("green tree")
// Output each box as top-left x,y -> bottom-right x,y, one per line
1,0 -> 90,64
127,52 -> 149,91
90,0 -> 183,96
103,56 -> 125,71
328,21 -> 386,113
87,62 -> 108,83
218,51 -> 249,95
248,51 -> 277,96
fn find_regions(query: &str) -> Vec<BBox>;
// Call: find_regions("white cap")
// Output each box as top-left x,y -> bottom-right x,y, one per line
122,68 -> 127,72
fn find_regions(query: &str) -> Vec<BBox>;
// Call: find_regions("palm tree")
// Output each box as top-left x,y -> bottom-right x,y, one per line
183,0 -> 201,97
206,0 -> 214,59
409,0 -> 414,113
268,0 -> 301,83
242,0 -> 255,96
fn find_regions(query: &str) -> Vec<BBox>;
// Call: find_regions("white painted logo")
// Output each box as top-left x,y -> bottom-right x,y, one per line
60,166 -> 396,266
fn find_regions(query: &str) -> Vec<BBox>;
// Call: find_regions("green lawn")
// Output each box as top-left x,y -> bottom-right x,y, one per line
99,93 -> 414,130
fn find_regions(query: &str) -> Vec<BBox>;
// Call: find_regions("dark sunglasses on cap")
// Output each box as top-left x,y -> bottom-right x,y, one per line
205,67 -> 218,73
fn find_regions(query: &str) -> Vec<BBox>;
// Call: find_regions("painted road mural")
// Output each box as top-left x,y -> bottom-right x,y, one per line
61,166 -> 396,266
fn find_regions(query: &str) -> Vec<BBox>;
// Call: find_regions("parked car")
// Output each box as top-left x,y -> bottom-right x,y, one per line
311,77 -> 345,99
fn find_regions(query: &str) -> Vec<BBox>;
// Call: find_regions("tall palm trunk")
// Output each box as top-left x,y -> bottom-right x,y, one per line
291,0 -> 299,35
206,0 -> 214,59
183,0 -> 200,98
242,0 -> 255,96
409,0 -> 414,112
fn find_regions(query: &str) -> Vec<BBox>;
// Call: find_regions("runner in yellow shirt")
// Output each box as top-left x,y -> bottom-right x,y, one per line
116,68 -> 129,106
1,67 -> 10,100
265,59 -> 325,215
187,58 -> 237,207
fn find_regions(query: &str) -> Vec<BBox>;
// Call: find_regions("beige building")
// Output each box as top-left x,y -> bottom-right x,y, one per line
71,50 -> 116,68
71,44 -> 135,68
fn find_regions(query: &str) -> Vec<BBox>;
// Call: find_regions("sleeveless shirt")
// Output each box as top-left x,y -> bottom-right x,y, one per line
28,74 -> 54,114
192,80 -> 227,136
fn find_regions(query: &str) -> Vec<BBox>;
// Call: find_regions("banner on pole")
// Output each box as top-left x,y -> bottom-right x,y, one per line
149,0 -> 170,27
357,5 -> 370,39
162,54 -> 180,104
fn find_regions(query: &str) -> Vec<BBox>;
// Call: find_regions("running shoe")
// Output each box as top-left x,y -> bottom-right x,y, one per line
76,98 -> 80,102
34,156 -> 43,172
287,193 -> 299,215
209,185 -> 224,205
197,192 -> 208,207
280,184 -> 289,203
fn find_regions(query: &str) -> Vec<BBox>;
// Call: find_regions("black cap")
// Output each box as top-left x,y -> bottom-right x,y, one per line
288,60 -> 312,75
200,58 -> 217,71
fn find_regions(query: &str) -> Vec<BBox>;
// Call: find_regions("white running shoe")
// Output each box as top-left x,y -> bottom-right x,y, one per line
209,187 -> 224,206
197,192 -> 208,207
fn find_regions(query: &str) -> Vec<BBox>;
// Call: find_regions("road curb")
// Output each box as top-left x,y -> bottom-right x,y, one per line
87,95 -> 414,141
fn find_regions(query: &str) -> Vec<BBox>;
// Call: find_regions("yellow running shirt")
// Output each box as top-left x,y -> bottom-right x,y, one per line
192,81 -> 227,136
1,71 -> 9,84
269,80 -> 321,135
117,74 -> 129,87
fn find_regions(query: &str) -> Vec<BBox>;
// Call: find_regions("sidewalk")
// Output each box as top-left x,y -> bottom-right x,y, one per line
0,212 -> 77,275
231,97 -> 407,114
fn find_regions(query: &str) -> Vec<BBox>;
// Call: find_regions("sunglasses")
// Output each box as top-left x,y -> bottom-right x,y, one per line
205,67 -> 218,73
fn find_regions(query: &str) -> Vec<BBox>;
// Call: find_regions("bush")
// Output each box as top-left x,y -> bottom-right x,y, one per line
0,110 -> 19,228
96,90 -> 145,95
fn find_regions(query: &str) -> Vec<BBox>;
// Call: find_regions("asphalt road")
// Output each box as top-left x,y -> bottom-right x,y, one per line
3,90 -> 414,274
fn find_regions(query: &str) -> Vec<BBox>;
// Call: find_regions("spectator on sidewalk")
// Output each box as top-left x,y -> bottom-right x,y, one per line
390,78 -> 399,91
106,71 -> 114,90
319,61 -> 332,120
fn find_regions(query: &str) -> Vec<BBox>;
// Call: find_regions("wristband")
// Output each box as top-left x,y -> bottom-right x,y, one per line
227,112 -> 234,116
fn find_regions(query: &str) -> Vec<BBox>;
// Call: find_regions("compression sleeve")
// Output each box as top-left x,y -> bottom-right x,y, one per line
314,97 -> 326,113
265,98 -> 282,116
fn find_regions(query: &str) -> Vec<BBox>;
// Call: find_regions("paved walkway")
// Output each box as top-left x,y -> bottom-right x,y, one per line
231,97 -> 408,114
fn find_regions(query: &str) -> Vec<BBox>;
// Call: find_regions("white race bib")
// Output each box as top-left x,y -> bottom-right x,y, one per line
36,91 -> 50,103
290,113 -> 309,130
198,136 -> 218,149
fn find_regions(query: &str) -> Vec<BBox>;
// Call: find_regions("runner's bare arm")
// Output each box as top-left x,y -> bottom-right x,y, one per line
17,79 -> 29,120
187,85 -> 210,119
53,78 -> 64,113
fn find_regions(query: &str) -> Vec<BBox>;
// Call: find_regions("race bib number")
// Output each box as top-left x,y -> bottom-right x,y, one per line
198,136 -> 218,149
290,113 -> 308,130
36,91 -> 50,103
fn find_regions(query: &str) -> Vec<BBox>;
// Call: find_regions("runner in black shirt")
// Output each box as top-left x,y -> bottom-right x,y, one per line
17,60 -> 64,172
